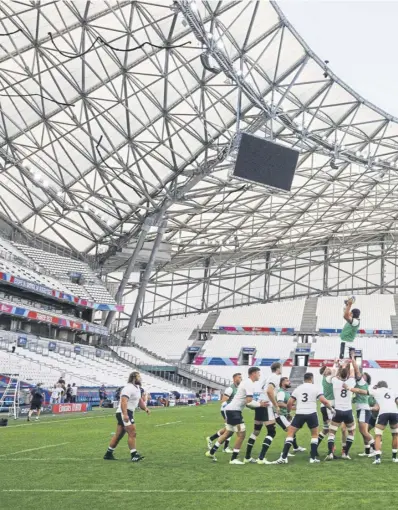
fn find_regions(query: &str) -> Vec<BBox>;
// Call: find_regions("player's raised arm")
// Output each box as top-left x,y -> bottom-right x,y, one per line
343,298 -> 353,322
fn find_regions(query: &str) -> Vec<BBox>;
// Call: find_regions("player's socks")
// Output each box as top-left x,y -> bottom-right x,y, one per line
258,435 -> 273,460
345,436 -> 354,455
392,449 -> 397,460
375,450 -> 381,461
369,439 -> 375,451
292,436 -> 299,450
339,342 -> 345,359
231,449 -> 240,461
310,439 -> 318,460
282,437 -> 294,460
364,444 -> 371,455
318,432 -> 325,445
223,438 -> 231,451
209,432 -> 220,442
210,441 -> 221,455
245,434 -> 257,459
342,443 -> 347,455
327,435 -> 335,455
130,449 -> 137,457
104,447 -> 116,460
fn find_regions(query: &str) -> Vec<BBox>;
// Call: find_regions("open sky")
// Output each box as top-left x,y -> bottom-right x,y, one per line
278,0 -> 398,116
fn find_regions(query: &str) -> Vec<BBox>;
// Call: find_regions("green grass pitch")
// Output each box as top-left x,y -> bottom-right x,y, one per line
0,404 -> 397,510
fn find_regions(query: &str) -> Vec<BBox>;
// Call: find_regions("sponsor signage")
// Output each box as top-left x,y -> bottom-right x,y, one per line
0,270 -> 124,313
74,345 -> 81,354
48,341 -> 57,351
295,347 -> 311,354
19,405 -> 53,416
95,349 -> 102,358
17,336 -> 27,347
242,347 -> 256,354
0,300 -> 108,335
51,403 -> 90,413
187,346 -> 201,352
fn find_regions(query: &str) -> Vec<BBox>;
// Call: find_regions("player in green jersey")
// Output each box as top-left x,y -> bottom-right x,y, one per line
350,353 -> 375,456
339,297 -> 361,359
207,373 -> 242,452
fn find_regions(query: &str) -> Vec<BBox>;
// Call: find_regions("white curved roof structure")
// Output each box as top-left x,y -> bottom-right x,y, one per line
1,0 -> 397,275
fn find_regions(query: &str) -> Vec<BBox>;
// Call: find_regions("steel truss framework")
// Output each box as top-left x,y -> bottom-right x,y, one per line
1,2 -> 398,330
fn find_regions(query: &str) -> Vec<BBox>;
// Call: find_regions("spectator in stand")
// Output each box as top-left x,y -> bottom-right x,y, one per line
99,384 -> 106,408
11,341 -> 16,354
56,382 -> 65,403
50,385 -> 60,404
71,383 -> 78,403
27,384 -> 44,422
65,384 -> 72,403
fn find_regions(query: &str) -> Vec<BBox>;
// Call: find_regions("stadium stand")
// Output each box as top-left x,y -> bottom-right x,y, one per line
131,315 -> 207,360
12,243 -> 116,305
115,346 -> 165,365
214,299 -> 306,329
316,295 -> 395,331
202,335 -> 296,358
312,336 -> 398,360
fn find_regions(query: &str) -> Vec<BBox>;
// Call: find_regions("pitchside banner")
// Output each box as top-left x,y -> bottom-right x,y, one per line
51,403 -> 91,413
19,405 -> 53,416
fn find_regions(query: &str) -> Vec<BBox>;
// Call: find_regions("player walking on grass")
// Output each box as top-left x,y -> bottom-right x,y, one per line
206,367 -> 268,465
275,372 -> 334,464
104,371 -> 150,462
339,297 -> 361,359
350,353 -> 375,457
325,365 -> 356,461
207,373 -> 242,454
347,381 -> 398,464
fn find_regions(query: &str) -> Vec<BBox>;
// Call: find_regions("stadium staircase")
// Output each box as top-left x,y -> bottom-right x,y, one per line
390,295 -> 398,336
288,366 -> 307,390
299,297 -> 318,333
186,311 -> 221,355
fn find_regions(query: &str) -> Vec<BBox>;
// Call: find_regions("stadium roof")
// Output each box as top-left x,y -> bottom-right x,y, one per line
1,0 -> 398,269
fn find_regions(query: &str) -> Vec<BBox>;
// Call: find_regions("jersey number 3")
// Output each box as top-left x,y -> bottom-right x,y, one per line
301,393 -> 308,402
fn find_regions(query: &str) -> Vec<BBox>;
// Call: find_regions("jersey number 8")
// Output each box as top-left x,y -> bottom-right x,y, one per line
340,389 -> 348,398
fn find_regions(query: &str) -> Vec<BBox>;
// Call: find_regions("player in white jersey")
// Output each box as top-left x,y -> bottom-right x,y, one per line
325,365 -> 356,460
206,367 -> 268,465
348,380 -> 398,464
275,373 -> 334,464
206,373 -> 242,453
104,371 -> 150,462
254,362 -> 282,465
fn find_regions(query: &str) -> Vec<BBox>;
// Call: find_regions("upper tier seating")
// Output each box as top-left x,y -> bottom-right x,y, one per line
12,243 -> 116,304
316,295 -> 395,330
0,257 -> 74,294
131,315 -> 207,360
215,299 -> 306,329
203,335 -> 296,358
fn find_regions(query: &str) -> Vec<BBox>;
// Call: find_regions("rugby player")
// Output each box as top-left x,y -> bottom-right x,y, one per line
275,377 -> 306,453
206,367 -> 268,465
325,365 -> 356,460
339,297 -> 360,359
275,372 -> 334,464
207,373 -> 242,453
104,371 -> 150,462
348,381 -> 398,464
256,362 -> 282,465
350,353 -> 375,456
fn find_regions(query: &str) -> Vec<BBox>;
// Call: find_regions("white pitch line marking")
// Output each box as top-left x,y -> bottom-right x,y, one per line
0,442 -> 70,458
3,489 -> 398,494
3,414 -> 113,428
155,421 -> 182,427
